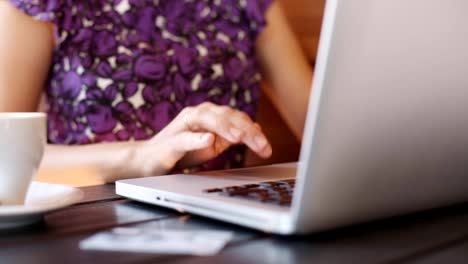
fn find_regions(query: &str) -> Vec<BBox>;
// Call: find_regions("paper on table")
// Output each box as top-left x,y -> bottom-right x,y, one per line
79,227 -> 233,256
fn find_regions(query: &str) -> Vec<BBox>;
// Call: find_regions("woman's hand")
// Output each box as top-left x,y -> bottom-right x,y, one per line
126,102 -> 272,178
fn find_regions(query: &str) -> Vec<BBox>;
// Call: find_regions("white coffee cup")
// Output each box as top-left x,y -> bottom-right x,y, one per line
0,113 -> 46,206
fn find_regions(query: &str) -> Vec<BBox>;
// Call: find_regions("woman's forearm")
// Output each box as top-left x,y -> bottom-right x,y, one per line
256,2 -> 313,141
42,141 -> 143,182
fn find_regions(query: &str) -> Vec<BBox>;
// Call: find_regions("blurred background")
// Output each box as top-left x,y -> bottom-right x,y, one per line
36,0 -> 326,186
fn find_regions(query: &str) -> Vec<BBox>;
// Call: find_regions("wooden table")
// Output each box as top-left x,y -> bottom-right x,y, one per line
1,184 -> 468,264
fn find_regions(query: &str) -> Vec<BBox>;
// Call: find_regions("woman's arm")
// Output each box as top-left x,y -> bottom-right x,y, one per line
0,1 -> 53,111
256,1 -> 314,141
0,1 -> 140,180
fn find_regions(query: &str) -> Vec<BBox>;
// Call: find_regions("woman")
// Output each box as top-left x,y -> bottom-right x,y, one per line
0,0 -> 312,182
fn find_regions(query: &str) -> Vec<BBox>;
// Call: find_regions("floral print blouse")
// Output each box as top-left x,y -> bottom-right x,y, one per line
8,0 -> 273,170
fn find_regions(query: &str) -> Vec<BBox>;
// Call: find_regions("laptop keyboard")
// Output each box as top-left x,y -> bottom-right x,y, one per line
203,179 -> 295,207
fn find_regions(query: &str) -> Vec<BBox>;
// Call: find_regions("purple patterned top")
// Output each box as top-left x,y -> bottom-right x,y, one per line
9,0 -> 273,170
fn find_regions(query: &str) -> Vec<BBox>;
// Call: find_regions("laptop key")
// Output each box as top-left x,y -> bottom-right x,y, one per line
203,188 -> 223,193
203,179 -> 296,207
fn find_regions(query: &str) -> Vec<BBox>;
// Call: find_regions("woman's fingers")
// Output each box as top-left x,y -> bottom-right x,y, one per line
175,135 -> 233,169
171,132 -> 215,155
175,103 -> 236,142
209,104 -> 272,158
176,103 -> 272,158
226,110 -> 272,158
140,131 -> 215,176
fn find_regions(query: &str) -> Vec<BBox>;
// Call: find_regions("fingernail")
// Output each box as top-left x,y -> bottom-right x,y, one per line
254,135 -> 267,149
229,128 -> 242,141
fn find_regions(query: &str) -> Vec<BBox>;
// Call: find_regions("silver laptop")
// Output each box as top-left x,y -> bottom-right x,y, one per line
116,0 -> 468,234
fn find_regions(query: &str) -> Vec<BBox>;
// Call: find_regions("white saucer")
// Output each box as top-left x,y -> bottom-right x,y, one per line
0,182 -> 84,229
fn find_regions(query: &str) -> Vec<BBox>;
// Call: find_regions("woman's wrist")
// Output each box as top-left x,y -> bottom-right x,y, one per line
130,139 -> 177,177
112,139 -> 176,180
95,140 -> 165,182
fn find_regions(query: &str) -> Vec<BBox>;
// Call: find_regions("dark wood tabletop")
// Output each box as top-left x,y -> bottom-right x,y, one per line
1,184 -> 468,264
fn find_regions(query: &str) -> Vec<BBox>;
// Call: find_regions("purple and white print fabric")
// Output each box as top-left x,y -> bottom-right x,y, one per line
9,0 -> 272,170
